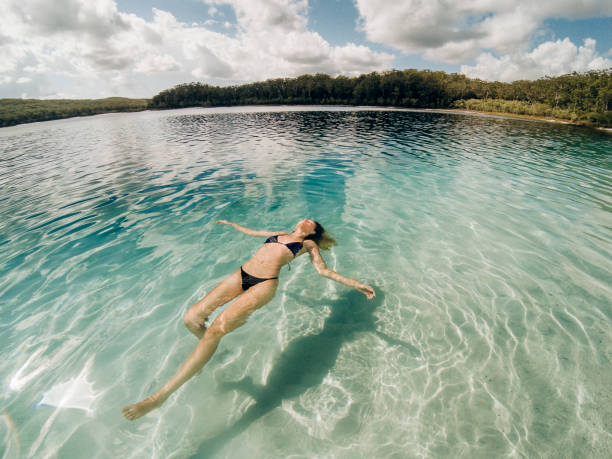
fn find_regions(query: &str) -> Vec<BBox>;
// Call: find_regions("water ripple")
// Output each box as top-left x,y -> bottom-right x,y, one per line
0,107 -> 611,458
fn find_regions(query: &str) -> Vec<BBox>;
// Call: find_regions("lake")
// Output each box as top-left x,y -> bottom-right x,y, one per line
1,106 -> 611,458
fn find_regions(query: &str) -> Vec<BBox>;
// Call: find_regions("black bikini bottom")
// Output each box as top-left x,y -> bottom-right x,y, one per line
240,266 -> 278,291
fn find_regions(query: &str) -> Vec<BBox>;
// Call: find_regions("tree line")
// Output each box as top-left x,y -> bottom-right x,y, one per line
0,97 -> 149,127
150,69 -> 611,126
1,69 -> 610,127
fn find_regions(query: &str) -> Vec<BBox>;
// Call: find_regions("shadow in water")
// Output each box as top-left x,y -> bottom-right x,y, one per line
188,289 -> 420,458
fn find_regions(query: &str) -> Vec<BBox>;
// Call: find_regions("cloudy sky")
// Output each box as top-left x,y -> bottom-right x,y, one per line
1,0 -> 611,99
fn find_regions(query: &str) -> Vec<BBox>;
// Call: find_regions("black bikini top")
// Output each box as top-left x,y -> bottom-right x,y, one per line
265,235 -> 303,257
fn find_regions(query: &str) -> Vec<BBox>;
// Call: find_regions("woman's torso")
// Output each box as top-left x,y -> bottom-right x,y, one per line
242,235 -> 308,277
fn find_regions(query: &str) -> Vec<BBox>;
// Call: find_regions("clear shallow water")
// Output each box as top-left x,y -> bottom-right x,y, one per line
1,106 -> 611,458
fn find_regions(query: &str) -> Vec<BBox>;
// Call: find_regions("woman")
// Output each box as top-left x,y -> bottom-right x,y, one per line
121,218 -> 375,420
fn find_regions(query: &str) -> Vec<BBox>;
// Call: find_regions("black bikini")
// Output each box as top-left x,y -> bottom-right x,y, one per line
264,235 -> 303,256
240,235 -> 303,291
240,266 -> 278,291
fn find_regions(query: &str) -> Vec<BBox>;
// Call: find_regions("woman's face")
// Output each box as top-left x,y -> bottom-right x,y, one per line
296,218 -> 316,235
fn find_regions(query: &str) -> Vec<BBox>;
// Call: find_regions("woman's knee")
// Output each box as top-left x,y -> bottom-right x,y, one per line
183,307 -> 201,329
206,314 -> 246,339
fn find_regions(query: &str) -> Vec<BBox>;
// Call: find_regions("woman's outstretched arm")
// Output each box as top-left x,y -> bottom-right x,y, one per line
216,220 -> 288,237
306,241 -> 375,299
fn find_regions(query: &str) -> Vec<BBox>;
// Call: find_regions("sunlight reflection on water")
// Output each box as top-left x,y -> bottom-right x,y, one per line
1,107 -> 611,458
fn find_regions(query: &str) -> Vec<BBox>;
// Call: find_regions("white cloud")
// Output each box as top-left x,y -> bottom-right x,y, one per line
133,54 -> 181,73
0,0 -> 393,98
354,0 -> 612,64
16,76 -> 32,84
205,0 -> 308,33
332,43 -> 392,74
11,0 -> 130,39
461,38 -> 612,82
191,45 -> 234,78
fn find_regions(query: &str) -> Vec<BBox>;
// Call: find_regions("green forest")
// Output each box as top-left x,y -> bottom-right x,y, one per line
1,69 -> 610,127
0,97 -> 148,127
150,69 -> 611,126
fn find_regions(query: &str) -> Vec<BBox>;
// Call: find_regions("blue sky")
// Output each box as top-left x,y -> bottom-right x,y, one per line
1,0 -> 611,98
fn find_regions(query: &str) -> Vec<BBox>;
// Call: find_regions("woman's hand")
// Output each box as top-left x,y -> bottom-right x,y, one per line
216,220 -> 232,225
356,283 -> 376,300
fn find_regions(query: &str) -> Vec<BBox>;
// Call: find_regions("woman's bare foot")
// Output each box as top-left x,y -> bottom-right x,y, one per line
121,396 -> 163,420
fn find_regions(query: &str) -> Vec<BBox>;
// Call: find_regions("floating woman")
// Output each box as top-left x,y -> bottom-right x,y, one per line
121,219 -> 375,420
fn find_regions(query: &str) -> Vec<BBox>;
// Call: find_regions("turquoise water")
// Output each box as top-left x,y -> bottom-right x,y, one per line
1,106 -> 611,458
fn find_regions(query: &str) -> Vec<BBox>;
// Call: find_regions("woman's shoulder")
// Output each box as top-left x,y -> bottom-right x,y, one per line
302,239 -> 318,250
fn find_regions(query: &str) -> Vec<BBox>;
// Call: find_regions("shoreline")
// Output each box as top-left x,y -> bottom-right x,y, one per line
428,108 -> 580,125
428,108 -> 612,133
1,104 -> 610,131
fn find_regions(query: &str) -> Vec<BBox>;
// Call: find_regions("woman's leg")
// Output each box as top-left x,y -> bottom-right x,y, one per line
183,268 -> 243,338
121,279 -> 278,420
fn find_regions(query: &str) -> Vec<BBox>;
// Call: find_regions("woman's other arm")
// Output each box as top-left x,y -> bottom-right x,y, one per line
306,241 -> 375,299
216,220 -> 288,237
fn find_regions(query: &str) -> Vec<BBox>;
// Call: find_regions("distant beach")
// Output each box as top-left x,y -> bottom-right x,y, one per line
429,108 -> 581,125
